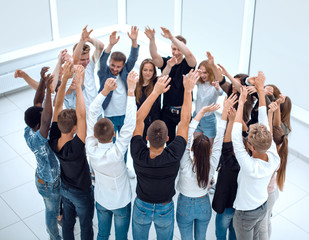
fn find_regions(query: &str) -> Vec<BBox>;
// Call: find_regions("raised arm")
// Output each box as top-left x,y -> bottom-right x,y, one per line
104,31 -> 120,54
33,67 -> 49,107
193,103 -> 221,122
127,26 -> 138,48
133,75 -> 171,136
15,69 -> 38,90
145,26 -> 163,68
161,56 -> 177,76
53,62 -> 74,122
268,102 -> 279,134
235,86 -> 248,123
52,49 -> 67,92
73,25 -> 93,65
161,27 -> 196,67
224,108 -> 236,142
176,70 -> 199,141
75,65 -> 86,143
39,74 -> 54,138
206,52 -> 223,82
217,63 -> 242,92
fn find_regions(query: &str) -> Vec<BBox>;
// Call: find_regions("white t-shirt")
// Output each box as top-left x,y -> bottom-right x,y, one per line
104,75 -> 127,117
83,58 -> 97,110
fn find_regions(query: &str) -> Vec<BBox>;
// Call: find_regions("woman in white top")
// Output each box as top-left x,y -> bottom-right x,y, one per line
231,72 -> 280,240
176,94 -> 237,240
194,52 -> 223,144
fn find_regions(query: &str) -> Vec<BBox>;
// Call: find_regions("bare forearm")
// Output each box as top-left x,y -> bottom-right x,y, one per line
52,62 -> 61,91
170,37 -> 196,66
40,90 -> 53,138
105,44 -> 114,54
224,121 -> 234,142
54,77 -> 68,110
33,78 -> 46,106
22,73 -> 39,90
161,65 -> 172,76
235,102 -> 244,123
181,90 -> 192,125
73,40 -> 86,65
149,40 -> 163,67
258,89 -> 266,107
76,85 -> 86,119
137,92 -> 160,122
273,108 -> 281,126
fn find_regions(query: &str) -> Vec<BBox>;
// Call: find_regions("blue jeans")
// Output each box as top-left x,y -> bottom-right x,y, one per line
216,208 -> 237,240
107,115 -> 127,163
60,183 -> 94,240
96,202 -> 131,240
132,197 -> 174,240
35,174 -> 61,240
176,193 -> 212,240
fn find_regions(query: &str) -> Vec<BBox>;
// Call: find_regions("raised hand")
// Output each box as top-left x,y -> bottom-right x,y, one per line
127,26 -> 139,41
228,108 -> 237,122
223,93 -> 238,113
211,80 -> 220,91
247,85 -> 257,95
202,103 -> 221,113
254,71 -> 266,90
102,78 -> 117,96
268,102 -> 279,113
217,64 -> 228,76
75,65 -> 85,87
153,75 -> 171,95
44,74 -> 54,93
247,76 -> 256,85
144,26 -> 155,40
183,69 -> 200,92
81,25 -> 93,42
127,71 -> 138,92
239,86 -> 248,103
167,56 -> 177,67
40,67 -> 50,80
62,61 -> 74,80
206,51 -> 215,66
264,85 -> 274,96
276,94 -> 286,105
109,31 -> 120,46
14,69 -> 26,78
58,49 -> 68,65
160,27 -> 173,40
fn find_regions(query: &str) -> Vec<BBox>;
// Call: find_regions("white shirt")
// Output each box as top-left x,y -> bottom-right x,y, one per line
176,118 -> 226,197
86,94 -> 136,210
104,75 -> 127,117
195,81 -> 223,117
232,106 -> 280,211
83,58 -> 98,110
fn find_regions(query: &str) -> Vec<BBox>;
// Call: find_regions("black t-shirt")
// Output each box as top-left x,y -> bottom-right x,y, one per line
130,135 -> 187,203
49,122 -> 91,191
160,57 -> 195,106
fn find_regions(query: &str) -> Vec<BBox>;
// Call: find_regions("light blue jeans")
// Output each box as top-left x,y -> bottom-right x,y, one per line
96,202 -> 131,240
132,197 -> 174,240
35,174 -> 61,240
107,115 -> 127,163
176,193 -> 212,240
215,208 -> 237,240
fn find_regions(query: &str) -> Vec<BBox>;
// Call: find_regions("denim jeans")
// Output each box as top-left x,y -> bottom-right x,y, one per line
60,183 -> 94,240
35,174 -> 61,240
107,115 -> 127,163
176,193 -> 212,240
215,208 -> 237,240
233,201 -> 267,240
96,202 -> 131,240
132,197 -> 174,240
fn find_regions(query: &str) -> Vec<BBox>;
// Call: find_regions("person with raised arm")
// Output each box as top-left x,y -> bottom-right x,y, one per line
24,67 -> 61,240
72,25 -> 104,110
145,26 -> 196,144
130,70 -> 199,240
86,71 -> 138,240
97,26 -> 139,165
176,93 -> 237,240
231,72 -> 280,240
48,62 -> 94,240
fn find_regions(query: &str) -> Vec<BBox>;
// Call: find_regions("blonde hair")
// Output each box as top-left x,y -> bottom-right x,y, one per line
248,123 -> 272,153
73,43 -> 90,55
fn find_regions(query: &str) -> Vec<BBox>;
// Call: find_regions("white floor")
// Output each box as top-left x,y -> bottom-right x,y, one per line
0,88 -> 309,240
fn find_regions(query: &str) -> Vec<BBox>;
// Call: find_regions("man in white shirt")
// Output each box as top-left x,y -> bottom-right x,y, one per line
85,72 -> 138,240
231,71 -> 280,240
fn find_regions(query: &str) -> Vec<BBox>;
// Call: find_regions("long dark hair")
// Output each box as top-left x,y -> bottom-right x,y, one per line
273,126 -> 288,191
135,59 -> 157,104
192,134 -> 211,189
280,96 -> 292,132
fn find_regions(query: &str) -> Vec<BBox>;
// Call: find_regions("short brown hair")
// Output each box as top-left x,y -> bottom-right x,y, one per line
73,43 -> 90,55
147,120 -> 168,148
94,118 -> 114,143
175,35 -> 186,44
57,109 -> 77,133
248,123 -> 272,153
111,51 -> 126,63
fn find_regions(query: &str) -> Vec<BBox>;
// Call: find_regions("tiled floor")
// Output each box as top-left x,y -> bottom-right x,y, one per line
1,88 -> 309,239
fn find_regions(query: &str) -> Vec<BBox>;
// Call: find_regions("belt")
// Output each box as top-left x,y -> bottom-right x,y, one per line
166,106 -> 181,115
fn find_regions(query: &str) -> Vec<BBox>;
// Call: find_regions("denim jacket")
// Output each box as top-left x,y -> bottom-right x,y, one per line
97,45 -> 140,110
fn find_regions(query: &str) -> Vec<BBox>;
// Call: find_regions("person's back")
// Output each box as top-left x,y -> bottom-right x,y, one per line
86,73 -> 138,240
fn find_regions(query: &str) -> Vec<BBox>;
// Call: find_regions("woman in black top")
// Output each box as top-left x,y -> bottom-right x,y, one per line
135,59 -> 161,140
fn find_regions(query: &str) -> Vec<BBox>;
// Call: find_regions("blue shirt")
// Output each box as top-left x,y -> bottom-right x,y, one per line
24,126 -> 60,183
